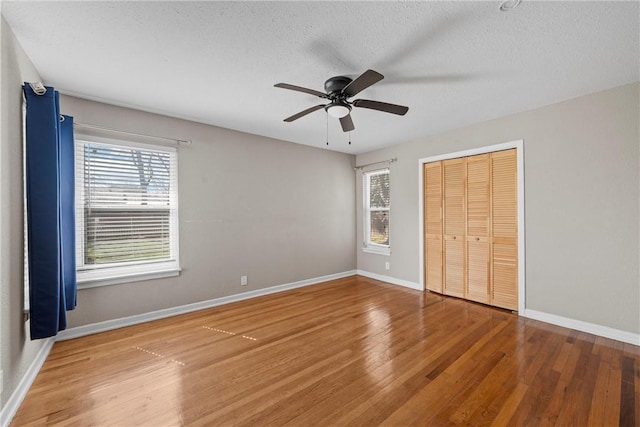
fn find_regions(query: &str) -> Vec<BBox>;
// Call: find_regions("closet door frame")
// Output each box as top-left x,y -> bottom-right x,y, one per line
418,140 -> 525,313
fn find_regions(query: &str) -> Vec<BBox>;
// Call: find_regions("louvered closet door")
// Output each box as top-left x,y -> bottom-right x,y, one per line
466,154 -> 490,304
443,158 -> 465,298
424,162 -> 443,292
491,149 -> 518,310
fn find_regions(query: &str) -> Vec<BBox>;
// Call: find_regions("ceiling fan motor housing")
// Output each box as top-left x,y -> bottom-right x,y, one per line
324,76 -> 353,97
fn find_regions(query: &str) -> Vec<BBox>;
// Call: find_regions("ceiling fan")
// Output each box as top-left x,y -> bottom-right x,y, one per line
275,69 -> 409,132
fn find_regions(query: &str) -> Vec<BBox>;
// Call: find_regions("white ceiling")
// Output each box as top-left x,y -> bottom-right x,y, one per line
2,1 -> 638,154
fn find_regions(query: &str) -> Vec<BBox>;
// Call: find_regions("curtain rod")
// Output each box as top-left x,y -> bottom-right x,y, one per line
354,157 -> 397,171
74,122 -> 192,145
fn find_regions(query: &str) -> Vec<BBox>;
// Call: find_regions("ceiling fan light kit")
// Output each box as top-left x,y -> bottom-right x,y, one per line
275,69 -> 409,134
326,103 -> 351,118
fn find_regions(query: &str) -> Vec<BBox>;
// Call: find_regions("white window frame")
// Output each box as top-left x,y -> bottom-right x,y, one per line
75,134 -> 180,288
362,168 -> 391,256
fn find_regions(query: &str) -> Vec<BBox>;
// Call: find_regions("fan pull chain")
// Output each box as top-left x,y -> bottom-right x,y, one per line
348,131 -> 351,145
326,113 -> 329,146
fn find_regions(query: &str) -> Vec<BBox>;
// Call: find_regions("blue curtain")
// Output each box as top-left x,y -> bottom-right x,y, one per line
23,83 -> 76,340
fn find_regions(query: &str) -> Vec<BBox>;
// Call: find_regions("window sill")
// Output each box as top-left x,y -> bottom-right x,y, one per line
362,246 -> 391,256
77,267 -> 181,289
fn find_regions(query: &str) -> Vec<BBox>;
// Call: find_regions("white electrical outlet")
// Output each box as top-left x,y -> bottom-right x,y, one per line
241,275 -> 248,286
385,262 -> 390,270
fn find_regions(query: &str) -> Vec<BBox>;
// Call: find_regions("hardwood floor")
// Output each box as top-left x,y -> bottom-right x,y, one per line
11,275 -> 639,426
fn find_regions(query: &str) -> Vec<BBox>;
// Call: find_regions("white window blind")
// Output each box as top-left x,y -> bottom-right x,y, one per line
363,169 -> 390,255
75,136 -> 179,286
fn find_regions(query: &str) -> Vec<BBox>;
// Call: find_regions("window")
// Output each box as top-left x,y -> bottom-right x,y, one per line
363,169 -> 390,255
75,136 -> 180,287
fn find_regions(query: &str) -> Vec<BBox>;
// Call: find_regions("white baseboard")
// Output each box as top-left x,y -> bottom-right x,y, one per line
522,309 -> 639,346
356,270 -> 423,291
356,271 -> 639,346
0,338 -> 54,427
57,270 -> 357,341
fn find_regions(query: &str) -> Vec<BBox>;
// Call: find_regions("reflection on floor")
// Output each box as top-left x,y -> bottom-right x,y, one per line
11,275 -> 639,426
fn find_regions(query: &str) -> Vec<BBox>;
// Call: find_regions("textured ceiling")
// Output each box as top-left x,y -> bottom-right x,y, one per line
2,1 -> 638,154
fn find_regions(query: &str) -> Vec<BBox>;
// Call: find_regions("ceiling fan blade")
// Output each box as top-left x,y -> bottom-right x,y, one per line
342,69 -> 384,98
283,104 -> 326,122
339,114 -> 355,132
275,83 -> 328,99
353,99 -> 409,116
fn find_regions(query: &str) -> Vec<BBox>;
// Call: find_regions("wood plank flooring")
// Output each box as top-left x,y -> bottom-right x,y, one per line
11,275 -> 640,426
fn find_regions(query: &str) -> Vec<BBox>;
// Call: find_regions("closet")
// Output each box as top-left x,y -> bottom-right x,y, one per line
423,148 -> 517,310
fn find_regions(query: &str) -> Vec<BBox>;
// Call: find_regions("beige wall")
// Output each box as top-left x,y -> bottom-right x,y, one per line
0,16 -> 48,408
61,95 -> 356,328
356,82 -> 640,334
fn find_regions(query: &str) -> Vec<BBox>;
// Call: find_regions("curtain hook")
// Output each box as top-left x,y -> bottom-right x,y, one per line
29,82 -> 47,95
60,115 -> 65,122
